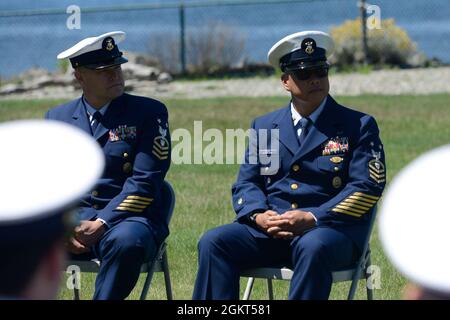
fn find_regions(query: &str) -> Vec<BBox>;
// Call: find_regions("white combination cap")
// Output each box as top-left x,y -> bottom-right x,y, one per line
57,31 -> 127,69
268,30 -> 334,71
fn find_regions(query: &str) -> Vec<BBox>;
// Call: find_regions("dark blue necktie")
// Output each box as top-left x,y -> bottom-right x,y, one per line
296,117 -> 310,145
91,111 -> 102,134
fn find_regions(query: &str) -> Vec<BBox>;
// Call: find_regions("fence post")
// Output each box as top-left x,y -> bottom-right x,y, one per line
359,0 -> 369,64
179,2 -> 186,75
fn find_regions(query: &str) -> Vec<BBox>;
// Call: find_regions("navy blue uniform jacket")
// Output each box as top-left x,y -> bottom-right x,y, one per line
232,95 -> 386,250
46,93 -> 171,243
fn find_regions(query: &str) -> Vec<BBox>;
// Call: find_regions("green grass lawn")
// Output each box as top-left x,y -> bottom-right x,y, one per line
1,93 -> 449,300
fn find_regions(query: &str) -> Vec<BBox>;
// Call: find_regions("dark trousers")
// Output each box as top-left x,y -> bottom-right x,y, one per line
193,222 -> 356,300
71,218 -> 157,300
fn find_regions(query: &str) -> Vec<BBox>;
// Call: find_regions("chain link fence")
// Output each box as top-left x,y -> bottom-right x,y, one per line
0,0 -> 448,79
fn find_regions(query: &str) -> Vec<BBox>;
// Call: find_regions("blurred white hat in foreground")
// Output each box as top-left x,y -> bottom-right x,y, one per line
379,144 -> 450,293
0,120 -> 104,243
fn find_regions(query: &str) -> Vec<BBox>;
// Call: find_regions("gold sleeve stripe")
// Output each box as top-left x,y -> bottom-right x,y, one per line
152,150 -> 169,160
117,203 -> 147,209
369,170 -> 385,179
353,192 -> 380,200
153,151 -> 169,158
153,150 -> 169,156
370,175 -> 385,181
332,192 -> 379,217
341,199 -> 373,210
332,208 -> 362,218
126,195 -> 153,201
116,207 -> 143,213
336,202 -> 370,213
124,198 -> 152,204
153,147 -> 169,155
348,196 -> 377,204
335,205 -> 366,215
123,199 -> 151,205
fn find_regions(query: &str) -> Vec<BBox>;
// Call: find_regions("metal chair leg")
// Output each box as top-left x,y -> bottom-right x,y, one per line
161,250 -> 173,300
348,251 -> 373,300
267,279 -> 274,300
243,277 -> 255,300
365,257 -> 374,300
140,261 -> 157,300
72,269 -> 80,300
347,264 -> 364,300
140,244 -> 165,300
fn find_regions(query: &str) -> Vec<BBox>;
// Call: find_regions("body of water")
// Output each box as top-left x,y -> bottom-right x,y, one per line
0,0 -> 449,77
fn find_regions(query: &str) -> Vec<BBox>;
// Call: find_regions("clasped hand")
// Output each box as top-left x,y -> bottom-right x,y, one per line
254,210 -> 316,240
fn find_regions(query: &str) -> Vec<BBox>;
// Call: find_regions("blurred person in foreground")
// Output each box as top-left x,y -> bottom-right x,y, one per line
380,144 -> 450,300
0,120 -> 103,299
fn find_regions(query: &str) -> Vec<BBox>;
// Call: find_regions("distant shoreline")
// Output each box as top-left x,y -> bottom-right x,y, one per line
1,0 -> 449,77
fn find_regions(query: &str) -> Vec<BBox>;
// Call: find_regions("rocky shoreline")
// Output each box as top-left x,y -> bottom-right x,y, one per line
1,66 -> 449,101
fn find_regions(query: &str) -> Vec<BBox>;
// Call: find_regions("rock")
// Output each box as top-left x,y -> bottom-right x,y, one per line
157,72 -> 173,84
21,74 -> 75,90
122,51 -> 160,67
122,62 -> 161,81
408,53 -> 427,68
16,67 -> 50,80
0,83 -> 26,95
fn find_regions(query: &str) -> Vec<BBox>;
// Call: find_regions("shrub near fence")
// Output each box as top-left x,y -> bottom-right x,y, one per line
330,18 -> 426,69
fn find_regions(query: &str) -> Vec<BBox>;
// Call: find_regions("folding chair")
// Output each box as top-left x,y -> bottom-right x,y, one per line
66,180 -> 175,300
241,206 -> 377,300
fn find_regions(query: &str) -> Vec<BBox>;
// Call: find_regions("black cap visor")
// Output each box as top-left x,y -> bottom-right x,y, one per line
84,56 -> 128,70
284,59 -> 329,72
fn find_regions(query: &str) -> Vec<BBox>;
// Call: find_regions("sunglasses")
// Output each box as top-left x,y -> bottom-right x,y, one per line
289,66 -> 329,81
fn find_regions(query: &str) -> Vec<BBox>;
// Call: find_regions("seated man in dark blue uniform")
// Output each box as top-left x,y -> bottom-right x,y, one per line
193,31 -> 386,300
46,31 -> 171,299
0,120 -> 103,299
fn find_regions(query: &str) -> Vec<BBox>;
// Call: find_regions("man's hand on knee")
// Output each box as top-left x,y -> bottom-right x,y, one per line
66,237 -> 91,254
74,220 -> 106,247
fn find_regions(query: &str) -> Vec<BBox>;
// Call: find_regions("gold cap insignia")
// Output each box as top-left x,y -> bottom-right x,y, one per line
105,39 -> 114,51
305,42 -> 314,55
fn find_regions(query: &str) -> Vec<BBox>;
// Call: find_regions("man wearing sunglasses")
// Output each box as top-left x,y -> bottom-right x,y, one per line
194,31 -> 386,300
